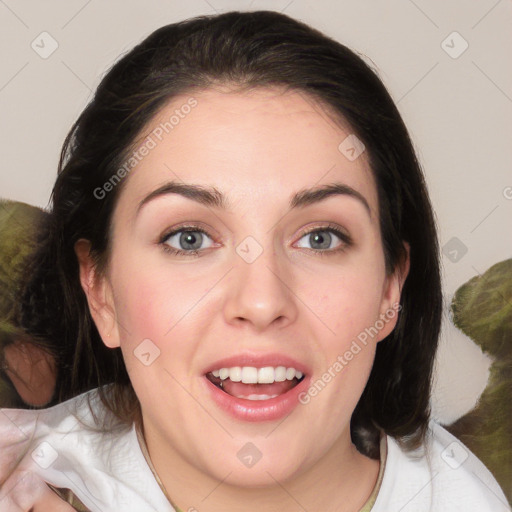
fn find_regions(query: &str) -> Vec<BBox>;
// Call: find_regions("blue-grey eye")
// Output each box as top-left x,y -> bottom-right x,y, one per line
296,229 -> 343,251
164,230 -> 214,251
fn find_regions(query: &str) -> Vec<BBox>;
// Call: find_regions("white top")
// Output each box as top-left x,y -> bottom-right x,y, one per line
0,388 -> 509,512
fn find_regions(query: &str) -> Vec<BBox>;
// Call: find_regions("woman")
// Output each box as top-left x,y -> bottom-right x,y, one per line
0,10 -> 508,512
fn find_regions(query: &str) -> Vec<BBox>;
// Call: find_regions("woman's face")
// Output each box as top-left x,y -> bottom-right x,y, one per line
82,87 -> 406,486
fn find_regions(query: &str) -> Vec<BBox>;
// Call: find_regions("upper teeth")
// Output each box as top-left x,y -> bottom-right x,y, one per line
211,366 -> 303,384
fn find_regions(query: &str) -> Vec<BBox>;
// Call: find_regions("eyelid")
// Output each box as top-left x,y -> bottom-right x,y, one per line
158,222 -> 218,244
293,222 -> 352,244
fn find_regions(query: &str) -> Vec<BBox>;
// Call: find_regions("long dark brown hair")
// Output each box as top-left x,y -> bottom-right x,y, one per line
19,10 -> 442,458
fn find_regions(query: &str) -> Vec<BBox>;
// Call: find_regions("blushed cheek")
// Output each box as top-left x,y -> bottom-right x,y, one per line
113,268 -> 211,350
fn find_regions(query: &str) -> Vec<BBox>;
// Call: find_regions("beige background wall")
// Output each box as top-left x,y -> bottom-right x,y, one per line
1,0 -> 511,423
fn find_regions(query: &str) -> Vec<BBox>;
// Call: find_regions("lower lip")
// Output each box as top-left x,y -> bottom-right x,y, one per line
203,375 -> 311,422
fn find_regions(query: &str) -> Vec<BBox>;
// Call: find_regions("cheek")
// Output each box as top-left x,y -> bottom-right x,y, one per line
300,260 -> 386,342
108,255 -> 221,389
110,258 -> 207,342
109,260 -> 207,403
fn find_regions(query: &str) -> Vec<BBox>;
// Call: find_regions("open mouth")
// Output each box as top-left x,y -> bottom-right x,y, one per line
205,366 -> 305,401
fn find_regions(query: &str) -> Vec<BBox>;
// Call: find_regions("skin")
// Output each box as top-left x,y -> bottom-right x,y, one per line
76,86 -> 409,512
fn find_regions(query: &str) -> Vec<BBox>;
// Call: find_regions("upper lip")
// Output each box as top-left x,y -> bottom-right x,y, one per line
202,352 -> 311,376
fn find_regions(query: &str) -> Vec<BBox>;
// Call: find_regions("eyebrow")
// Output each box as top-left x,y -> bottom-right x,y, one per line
137,181 -> 371,217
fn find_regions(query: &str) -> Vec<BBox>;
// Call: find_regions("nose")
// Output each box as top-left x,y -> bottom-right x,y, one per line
222,245 -> 299,332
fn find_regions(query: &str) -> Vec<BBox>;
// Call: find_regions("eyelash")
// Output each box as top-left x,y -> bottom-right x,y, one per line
304,223 -> 352,257
159,225 -> 211,257
159,223 -> 352,258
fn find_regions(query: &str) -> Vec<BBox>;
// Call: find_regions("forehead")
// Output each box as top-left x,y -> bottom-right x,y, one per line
116,86 -> 378,219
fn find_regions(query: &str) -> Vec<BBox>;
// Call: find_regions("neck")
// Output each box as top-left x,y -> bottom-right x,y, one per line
141,422 -> 380,512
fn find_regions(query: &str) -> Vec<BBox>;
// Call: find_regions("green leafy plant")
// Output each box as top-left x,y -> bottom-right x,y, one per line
447,259 -> 512,503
